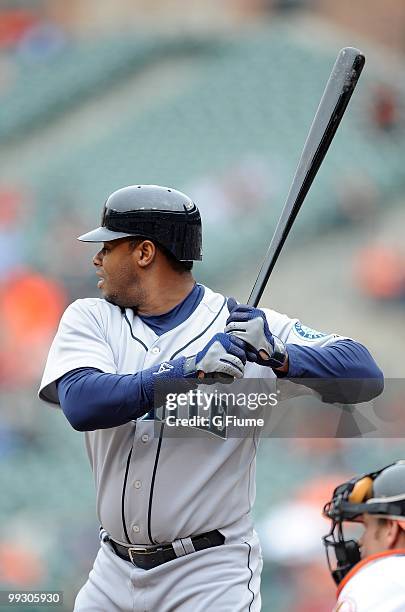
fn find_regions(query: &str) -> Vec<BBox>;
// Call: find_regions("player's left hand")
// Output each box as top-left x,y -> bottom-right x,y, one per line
225,298 -> 288,370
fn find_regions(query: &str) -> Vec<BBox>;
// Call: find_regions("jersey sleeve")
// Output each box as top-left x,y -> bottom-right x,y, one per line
262,308 -> 349,348
38,299 -> 117,405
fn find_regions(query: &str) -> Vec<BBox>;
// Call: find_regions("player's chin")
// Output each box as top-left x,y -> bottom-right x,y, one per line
104,292 -> 138,311
103,292 -> 120,306
98,280 -> 115,300
98,282 -> 108,297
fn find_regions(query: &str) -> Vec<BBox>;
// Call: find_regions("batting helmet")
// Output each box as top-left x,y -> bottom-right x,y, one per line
322,461 -> 405,584
78,185 -> 202,261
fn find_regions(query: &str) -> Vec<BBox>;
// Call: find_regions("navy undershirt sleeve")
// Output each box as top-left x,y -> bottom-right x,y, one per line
57,354 -> 188,431
57,340 -> 383,430
57,368 -> 151,432
284,339 -> 384,403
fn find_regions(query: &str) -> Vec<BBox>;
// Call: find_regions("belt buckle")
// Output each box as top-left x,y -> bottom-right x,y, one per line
128,545 -> 160,565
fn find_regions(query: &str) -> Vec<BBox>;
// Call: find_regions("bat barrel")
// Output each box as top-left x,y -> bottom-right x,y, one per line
248,47 -> 365,307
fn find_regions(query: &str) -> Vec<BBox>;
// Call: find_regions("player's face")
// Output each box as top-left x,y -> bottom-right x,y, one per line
358,514 -> 389,559
93,239 -> 145,309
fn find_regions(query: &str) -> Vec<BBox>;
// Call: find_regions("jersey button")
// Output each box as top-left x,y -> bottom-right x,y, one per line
151,347 -> 160,354
141,434 -> 149,443
134,480 -> 141,489
132,525 -> 140,533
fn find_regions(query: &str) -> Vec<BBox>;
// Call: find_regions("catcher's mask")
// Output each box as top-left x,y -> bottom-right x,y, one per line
322,460 -> 405,585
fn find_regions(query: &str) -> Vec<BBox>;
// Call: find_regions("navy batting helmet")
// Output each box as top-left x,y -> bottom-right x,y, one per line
78,185 -> 202,261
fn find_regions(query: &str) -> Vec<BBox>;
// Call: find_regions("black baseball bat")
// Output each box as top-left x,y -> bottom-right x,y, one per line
201,48 -> 364,381
248,47 -> 365,307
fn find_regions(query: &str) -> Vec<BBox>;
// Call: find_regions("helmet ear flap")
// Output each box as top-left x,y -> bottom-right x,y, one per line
349,476 -> 373,504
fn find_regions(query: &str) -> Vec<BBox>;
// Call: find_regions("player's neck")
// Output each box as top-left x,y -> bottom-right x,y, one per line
137,274 -> 196,316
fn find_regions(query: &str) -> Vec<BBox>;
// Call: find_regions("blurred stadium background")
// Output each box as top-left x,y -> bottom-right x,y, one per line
1,1 -> 405,610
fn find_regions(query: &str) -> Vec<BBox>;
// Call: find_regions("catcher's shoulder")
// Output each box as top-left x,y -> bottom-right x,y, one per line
339,553 -> 405,605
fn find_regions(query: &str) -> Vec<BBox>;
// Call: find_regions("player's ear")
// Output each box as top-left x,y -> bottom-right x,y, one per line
135,240 -> 157,268
385,519 -> 401,549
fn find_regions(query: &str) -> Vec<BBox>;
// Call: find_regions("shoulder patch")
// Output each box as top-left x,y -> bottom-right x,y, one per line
293,321 -> 327,340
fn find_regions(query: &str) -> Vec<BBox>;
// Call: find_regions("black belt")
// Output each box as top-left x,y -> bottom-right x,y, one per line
107,529 -> 224,570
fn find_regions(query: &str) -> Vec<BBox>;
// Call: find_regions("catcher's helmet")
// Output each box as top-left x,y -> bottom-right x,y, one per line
78,185 -> 202,261
322,461 -> 405,585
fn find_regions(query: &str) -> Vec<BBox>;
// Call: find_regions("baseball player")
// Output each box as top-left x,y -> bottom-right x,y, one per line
323,461 -> 405,612
39,185 -> 383,611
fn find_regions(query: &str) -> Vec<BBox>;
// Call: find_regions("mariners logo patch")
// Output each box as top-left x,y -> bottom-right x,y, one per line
293,321 -> 327,340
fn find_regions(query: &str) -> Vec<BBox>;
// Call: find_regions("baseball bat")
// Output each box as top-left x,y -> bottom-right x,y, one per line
248,47 -> 365,307
200,47 -> 364,380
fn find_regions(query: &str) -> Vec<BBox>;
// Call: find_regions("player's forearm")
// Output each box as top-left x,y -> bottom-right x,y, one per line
57,360 -> 189,431
57,367 -> 154,431
284,339 -> 384,403
56,332 -> 247,431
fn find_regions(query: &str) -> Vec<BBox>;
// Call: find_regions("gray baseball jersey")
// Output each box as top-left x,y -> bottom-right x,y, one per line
39,285 -> 343,548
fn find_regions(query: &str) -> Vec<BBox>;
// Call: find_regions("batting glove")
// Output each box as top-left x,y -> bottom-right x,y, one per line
184,332 -> 247,379
141,333 -> 247,403
225,297 -> 288,369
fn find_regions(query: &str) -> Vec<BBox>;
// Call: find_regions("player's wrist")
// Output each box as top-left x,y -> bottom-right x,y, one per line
256,335 -> 288,370
141,357 -> 188,403
184,334 -> 247,380
274,353 -> 289,373
183,355 -> 197,377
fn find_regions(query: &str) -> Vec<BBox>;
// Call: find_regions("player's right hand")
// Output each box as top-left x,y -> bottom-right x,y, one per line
184,333 -> 247,379
225,297 -> 288,369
